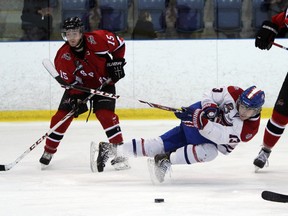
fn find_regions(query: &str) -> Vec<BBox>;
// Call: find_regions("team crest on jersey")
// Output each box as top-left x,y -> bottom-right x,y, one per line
62,53 -> 71,60
245,133 -> 253,140
87,35 -> 96,45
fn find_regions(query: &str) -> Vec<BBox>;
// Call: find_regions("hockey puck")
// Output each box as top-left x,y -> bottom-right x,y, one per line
154,198 -> 164,203
0,165 -> 6,171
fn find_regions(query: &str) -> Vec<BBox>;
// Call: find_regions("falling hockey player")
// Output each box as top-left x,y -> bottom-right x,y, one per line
39,16 -> 130,170
95,85 -> 265,183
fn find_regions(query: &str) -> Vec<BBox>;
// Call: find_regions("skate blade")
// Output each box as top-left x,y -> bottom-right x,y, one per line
41,164 -> 49,170
90,141 -> 99,173
147,158 -> 160,184
254,166 -> 261,173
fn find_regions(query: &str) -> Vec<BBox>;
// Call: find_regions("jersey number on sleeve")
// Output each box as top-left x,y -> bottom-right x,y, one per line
60,70 -> 69,80
106,35 -> 115,46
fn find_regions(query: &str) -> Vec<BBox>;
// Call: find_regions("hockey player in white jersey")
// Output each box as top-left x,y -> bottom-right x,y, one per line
96,85 -> 265,183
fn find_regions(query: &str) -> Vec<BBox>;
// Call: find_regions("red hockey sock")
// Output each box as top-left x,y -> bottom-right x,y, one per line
263,111 -> 288,149
45,110 -> 74,154
95,109 -> 123,144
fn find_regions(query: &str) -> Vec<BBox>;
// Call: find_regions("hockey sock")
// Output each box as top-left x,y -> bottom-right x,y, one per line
263,111 -> 288,149
95,109 -> 123,144
45,110 -> 73,153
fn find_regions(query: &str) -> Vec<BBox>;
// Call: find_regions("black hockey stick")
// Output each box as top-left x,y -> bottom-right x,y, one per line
0,72 -> 111,171
273,42 -> 288,50
42,58 -> 183,113
262,191 -> 288,203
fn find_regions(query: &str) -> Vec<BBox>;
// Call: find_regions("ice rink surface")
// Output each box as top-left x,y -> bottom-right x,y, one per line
0,119 -> 287,216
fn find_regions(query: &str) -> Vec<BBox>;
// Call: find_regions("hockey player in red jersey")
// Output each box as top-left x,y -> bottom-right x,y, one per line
253,9 -> 288,171
97,86 -> 265,182
39,16 -> 129,170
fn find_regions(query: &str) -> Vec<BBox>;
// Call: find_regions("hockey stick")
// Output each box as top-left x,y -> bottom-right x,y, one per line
272,42 -> 288,50
42,58 -> 182,113
0,72 -> 111,171
0,110 -> 75,171
262,190 -> 288,203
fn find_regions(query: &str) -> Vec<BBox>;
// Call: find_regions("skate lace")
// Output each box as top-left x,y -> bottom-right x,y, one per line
258,150 -> 270,167
42,152 -> 52,160
99,143 -> 111,164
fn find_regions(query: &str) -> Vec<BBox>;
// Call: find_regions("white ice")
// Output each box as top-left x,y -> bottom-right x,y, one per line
0,119 -> 287,216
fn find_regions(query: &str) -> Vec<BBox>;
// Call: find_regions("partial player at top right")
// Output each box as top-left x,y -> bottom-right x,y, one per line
254,9 -> 288,171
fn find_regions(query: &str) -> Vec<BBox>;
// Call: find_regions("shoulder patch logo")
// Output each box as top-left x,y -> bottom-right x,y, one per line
62,53 -> 71,60
88,35 -> 96,45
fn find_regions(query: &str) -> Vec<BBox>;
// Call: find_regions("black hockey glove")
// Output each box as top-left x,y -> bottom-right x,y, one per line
69,97 -> 88,118
255,20 -> 279,50
106,58 -> 126,83
174,106 -> 195,121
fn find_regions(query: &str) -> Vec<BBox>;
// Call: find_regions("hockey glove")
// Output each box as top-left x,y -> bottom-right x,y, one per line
201,103 -> 219,121
174,106 -> 195,121
192,109 -> 209,130
69,97 -> 88,118
255,20 -> 279,50
106,58 -> 126,83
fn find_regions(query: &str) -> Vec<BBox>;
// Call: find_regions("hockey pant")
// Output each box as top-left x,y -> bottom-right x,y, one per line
117,137 -> 219,165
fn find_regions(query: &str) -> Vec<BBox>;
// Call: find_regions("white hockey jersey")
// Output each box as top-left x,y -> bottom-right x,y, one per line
200,86 -> 261,154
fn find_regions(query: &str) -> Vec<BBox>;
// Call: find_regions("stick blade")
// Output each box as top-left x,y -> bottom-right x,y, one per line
42,59 -> 58,78
42,59 -> 67,86
262,191 -> 288,203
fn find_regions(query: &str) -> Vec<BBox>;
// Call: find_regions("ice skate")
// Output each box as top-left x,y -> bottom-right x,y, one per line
39,151 -> 53,170
147,153 -> 171,184
95,142 -> 115,172
111,156 -> 130,171
254,147 -> 271,172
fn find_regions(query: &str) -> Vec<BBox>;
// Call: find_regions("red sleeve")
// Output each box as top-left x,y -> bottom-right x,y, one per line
54,46 -> 75,84
272,9 -> 288,29
240,117 -> 261,142
54,45 -> 83,95
86,30 -> 126,59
